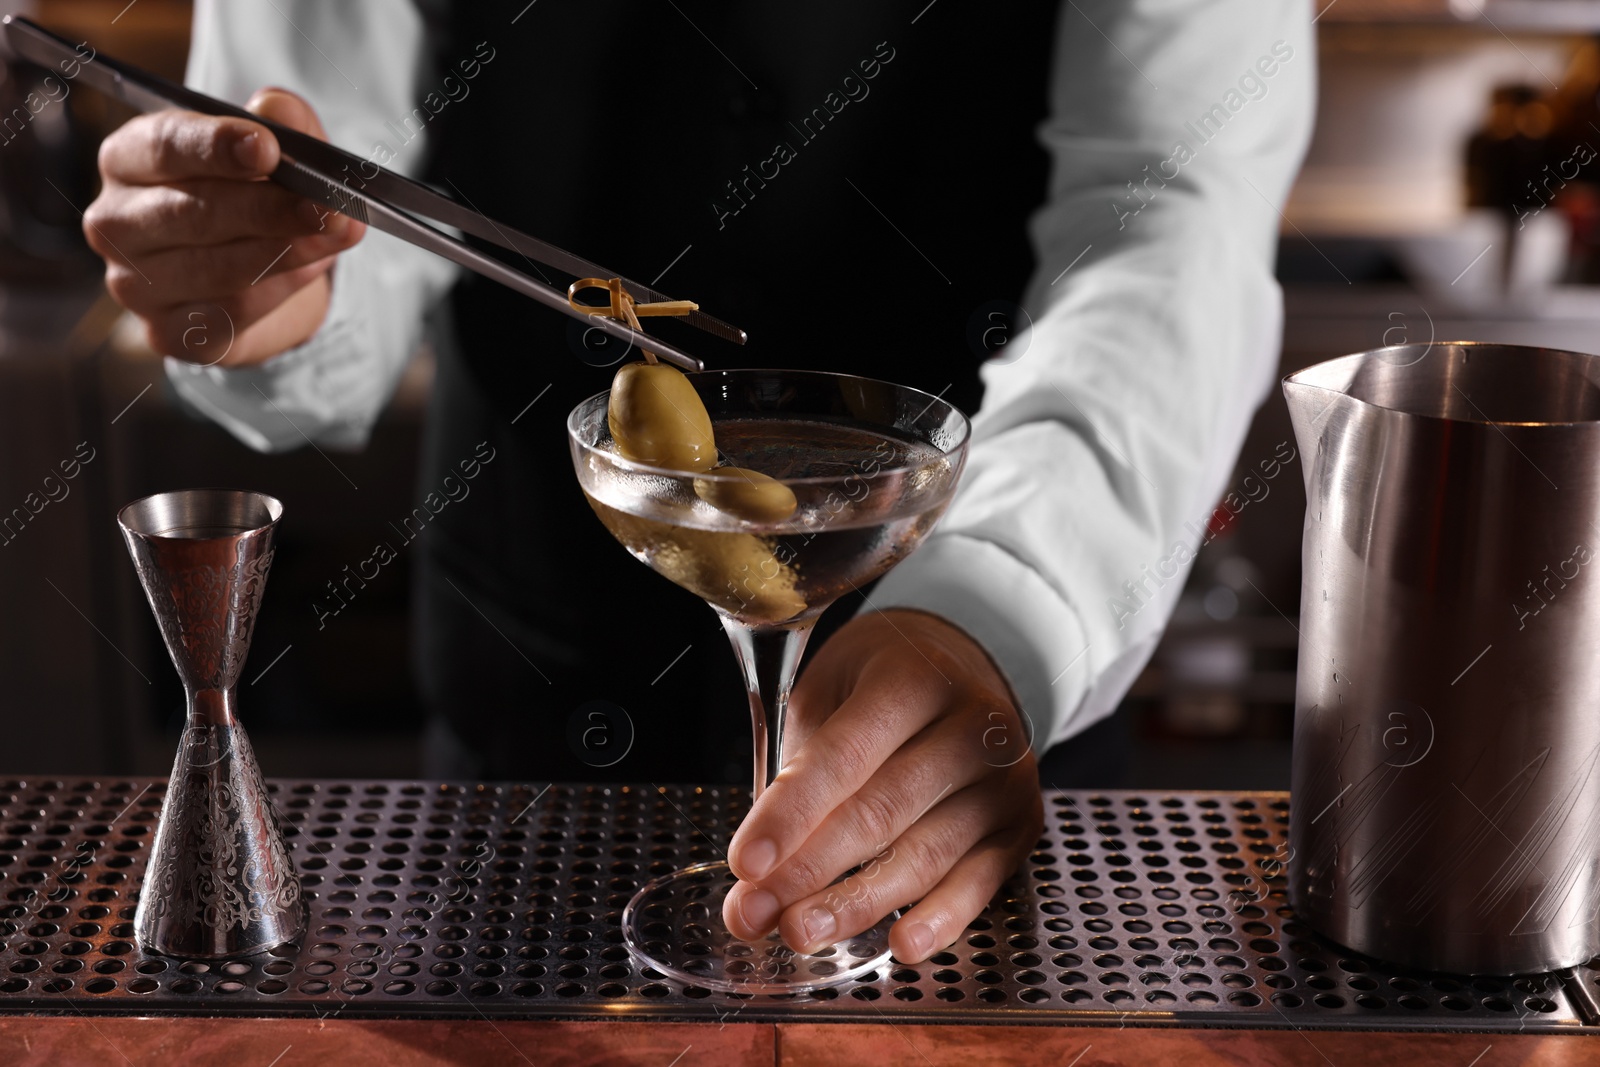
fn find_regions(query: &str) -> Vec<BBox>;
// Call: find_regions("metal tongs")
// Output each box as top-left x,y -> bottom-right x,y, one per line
1,14 -> 743,371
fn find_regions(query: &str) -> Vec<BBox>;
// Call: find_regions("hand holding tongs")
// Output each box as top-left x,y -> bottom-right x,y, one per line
0,14 -> 742,371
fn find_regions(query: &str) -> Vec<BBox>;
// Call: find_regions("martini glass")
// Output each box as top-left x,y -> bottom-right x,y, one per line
567,369 -> 969,993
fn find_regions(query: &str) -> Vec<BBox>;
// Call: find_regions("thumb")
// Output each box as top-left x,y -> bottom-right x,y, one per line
246,86 -> 329,142
785,631 -> 862,756
242,86 -> 364,241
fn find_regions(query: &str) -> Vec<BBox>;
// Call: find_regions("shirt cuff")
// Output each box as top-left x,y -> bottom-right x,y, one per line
165,339 -> 351,455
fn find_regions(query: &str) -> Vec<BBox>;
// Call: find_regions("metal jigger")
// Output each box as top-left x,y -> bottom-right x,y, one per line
118,489 -> 305,959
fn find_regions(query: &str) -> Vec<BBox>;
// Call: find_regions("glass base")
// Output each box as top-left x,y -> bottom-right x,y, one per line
623,860 -> 895,994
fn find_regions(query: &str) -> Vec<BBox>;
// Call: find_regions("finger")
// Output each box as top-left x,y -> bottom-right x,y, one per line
727,652 -> 949,883
87,179 -> 348,257
888,824 -> 1036,964
772,786 -> 1006,955
140,258 -> 335,359
99,109 -> 280,186
105,229 -> 358,313
722,721 -> 990,939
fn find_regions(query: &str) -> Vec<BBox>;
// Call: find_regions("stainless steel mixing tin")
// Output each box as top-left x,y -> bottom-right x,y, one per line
1286,341 -> 1600,974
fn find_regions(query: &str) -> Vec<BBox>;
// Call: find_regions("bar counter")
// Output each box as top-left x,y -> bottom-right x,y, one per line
0,778 -> 1593,1064
2,1017 -> 1595,1065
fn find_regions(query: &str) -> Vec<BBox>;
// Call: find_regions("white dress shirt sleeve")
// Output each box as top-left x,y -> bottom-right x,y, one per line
868,0 -> 1316,753
164,0 -> 458,452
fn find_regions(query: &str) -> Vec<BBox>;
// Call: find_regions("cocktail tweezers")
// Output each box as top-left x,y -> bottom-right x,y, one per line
1,14 -> 742,371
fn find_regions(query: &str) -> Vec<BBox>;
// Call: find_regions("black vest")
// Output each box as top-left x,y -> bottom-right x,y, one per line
413,1 -> 1057,780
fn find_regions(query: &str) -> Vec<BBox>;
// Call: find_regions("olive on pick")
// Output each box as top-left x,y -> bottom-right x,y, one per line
589,499 -> 806,622
607,360 -> 716,472
694,467 -> 797,522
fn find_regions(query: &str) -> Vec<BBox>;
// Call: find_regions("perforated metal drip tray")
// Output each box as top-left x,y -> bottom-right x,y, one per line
0,780 -> 1597,1032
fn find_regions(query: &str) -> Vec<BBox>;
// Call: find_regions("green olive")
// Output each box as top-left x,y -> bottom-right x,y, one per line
710,532 -> 806,621
694,467 -> 798,522
607,361 -> 716,472
587,496 -> 807,622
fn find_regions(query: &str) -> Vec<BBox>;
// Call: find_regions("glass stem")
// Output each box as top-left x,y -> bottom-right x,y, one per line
721,619 -> 814,801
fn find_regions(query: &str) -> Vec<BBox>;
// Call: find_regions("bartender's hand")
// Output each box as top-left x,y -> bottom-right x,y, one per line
84,87 -> 364,367
723,609 -> 1043,964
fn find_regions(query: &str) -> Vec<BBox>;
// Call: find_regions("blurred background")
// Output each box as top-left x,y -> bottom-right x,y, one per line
2,0 -> 1596,786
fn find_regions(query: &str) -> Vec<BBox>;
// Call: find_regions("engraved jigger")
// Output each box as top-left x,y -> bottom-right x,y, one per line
118,489 -> 305,959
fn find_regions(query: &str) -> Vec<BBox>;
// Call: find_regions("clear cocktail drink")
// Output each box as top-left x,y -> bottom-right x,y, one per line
568,370 -> 969,992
